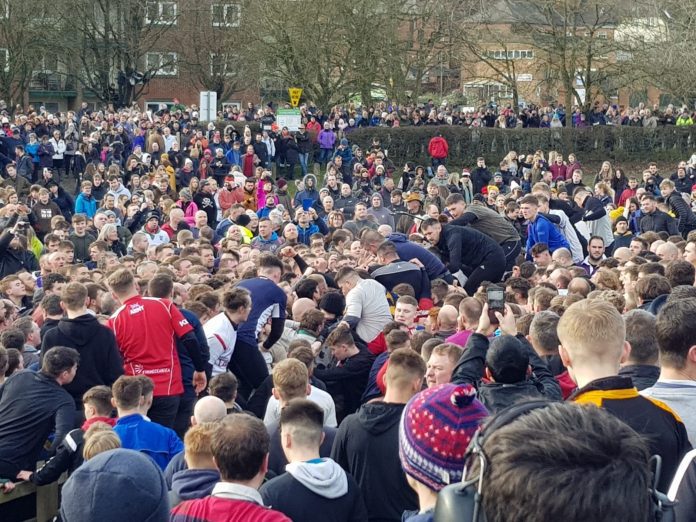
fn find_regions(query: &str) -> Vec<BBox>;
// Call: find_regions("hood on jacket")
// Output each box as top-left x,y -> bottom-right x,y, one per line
478,382 -> 545,413
370,192 -> 384,208
303,174 -> 318,191
285,458 -> 348,499
357,402 -> 404,435
388,233 -> 409,244
171,468 -> 220,501
56,314 -> 105,347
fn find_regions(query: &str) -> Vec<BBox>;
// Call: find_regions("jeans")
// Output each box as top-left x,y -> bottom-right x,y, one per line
148,395 -> 181,428
299,153 -> 309,176
463,254 -> 506,295
173,394 -> 196,439
318,148 -> 333,165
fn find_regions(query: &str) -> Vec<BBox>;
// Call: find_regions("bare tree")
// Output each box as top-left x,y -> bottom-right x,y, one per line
499,0 -> 624,125
616,0 -> 696,107
178,3 -> 256,105
55,0 -> 185,107
0,1 -> 55,111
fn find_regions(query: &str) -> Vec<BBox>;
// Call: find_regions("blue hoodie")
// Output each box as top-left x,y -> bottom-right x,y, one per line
170,468 -> 219,504
388,233 -> 450,282
294,174 -> 320,208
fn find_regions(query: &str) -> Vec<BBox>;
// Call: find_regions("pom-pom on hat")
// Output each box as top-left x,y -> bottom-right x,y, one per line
399,383 -> 488,491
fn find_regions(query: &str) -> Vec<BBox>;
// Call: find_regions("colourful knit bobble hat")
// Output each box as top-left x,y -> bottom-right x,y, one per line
399,383 -> 489,491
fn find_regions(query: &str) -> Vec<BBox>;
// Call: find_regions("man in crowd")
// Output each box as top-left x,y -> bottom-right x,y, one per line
0,346 -> 79,481
107,268 -> 207,427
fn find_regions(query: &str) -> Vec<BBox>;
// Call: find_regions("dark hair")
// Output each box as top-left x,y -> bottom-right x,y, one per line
295,278 -> 319,300
486,335 -> 529,383
637,262 -> 665,277
5,348 -> 21,376
83,385 -> 113,416
209,372 -> 238,403
221,288 -> 251,312
474,402 -> 651,522
0,328 -> 25,349
668,285 -> 696,302
41,293 -> 64,316
506,277 -> 532,299
624,310 -> 658,365
635,274 -> 671,302
656,297 -> 696,370
279,399 -> 324,448
111,376 -> 143,410
41,346 -> 80,378
258,253 -> 284,272
212,414 -> 269,481
528,311 -> 560,354
44,272 -> 69,292
147,273 -> 174,298
666,260 -> 695,287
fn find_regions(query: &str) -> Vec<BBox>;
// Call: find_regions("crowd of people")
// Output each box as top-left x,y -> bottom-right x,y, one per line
1,100 -> 696,521
221,99 -> 696,130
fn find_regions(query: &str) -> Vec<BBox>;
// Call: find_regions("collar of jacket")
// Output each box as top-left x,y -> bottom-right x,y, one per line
569,375 -> 636,402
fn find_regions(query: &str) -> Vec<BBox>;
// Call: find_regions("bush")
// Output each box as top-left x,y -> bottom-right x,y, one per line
213,121 -> 696,168
345,125 -> 696,167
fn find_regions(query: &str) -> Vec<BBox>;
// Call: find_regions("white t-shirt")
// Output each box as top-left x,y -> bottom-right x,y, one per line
345,279 -> 392,343
264,385 -> 337,428
203,312 -> 237,376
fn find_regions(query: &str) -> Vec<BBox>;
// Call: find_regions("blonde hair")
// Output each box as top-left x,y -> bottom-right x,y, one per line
83,422 -> 121,460
557,300 -> 625,364
184,422 -> 217,466
272,358 -> 309,401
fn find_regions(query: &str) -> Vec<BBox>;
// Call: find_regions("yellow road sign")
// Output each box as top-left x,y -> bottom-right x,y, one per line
288,87 -> 303,107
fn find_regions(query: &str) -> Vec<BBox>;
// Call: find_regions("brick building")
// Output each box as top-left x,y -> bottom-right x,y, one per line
27,0 -> 258,114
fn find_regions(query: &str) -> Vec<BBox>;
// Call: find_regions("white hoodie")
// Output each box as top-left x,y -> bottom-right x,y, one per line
285,458 -> 348,499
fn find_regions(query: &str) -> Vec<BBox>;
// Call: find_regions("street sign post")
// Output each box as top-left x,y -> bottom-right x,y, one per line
288,87 -> 303,108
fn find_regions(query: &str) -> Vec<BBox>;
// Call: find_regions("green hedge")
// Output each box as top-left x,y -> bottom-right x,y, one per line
346,126 -> 696,167
215,121 -> 696,167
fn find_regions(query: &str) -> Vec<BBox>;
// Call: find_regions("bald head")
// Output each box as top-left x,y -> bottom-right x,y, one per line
292,297 -> 317,322
567,277 -> 591,297
377,224 -> 393,237
612,247 -> 631,264
437,305 -> 459,331
551,248 -> 573,267
192,396 -> 227,424
656,242 -> 679,262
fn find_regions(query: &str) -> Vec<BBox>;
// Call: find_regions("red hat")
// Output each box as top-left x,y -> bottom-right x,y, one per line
277,179 -> 287,189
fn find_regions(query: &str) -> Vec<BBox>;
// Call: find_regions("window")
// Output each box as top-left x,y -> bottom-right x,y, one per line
210,53 -> 237,77
487,49 -> 533,60
146,52 -> 178,76
146,1 -> 177,25
211,3 -> 240,27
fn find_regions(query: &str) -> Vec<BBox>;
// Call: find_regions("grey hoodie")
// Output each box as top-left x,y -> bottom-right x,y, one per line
366,192 -> 395,229
285,458 -> 348,499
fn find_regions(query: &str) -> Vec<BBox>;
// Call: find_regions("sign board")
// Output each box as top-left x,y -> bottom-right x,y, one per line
516,74 -> 533,82
277,108 -> 302,132
288,87 -> 303,108
199,91 -> 218,122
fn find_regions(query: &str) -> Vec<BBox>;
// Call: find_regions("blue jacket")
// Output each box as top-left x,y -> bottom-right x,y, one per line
74,193 -> 97,218
525,214 -> 570,259
113,413 -> 184,470
225,148 -> 241,167
388,233 -> 450,282
295,217 -> 328,245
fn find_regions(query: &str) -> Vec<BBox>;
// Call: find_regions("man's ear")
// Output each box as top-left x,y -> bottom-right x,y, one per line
484,367 -> 494,382
619,340 -> 631,365
306,383 -> 311,397
111,397 -> 117,409
559,344 -> 571,369
271,387 -> 279,401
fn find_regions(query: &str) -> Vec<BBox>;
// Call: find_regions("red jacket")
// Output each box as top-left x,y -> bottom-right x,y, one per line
618,188 -> 637,207
171,497 -> 290,522
428,136 -> 449,159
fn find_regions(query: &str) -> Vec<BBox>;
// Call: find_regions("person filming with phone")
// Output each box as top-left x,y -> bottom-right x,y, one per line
0,213 -> 39,279
451,302 -> 561,412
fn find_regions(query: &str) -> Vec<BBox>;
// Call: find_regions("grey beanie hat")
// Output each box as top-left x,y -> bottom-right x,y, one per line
59,449 -> 169,522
